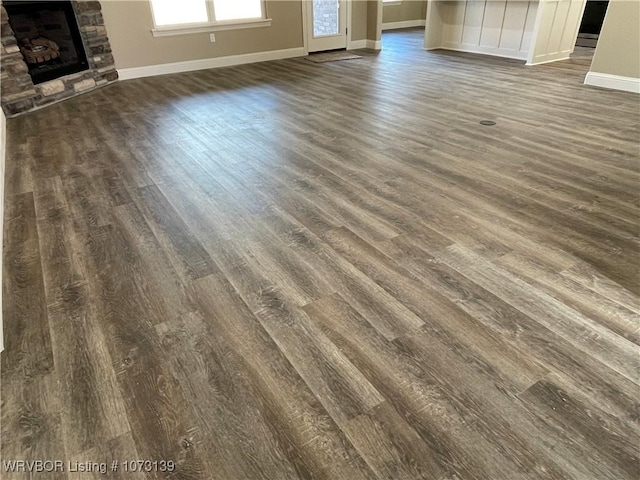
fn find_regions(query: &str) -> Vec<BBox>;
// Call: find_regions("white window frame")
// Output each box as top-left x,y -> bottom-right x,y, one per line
150,0 -> 271,37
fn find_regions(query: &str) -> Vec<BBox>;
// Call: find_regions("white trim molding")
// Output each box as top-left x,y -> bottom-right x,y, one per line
117,47 -> 305,81
382,19 -> 426,31
440,44 -> 528,61
303,0 -> 350,54
151,18 -> 272,37
526,51 -> 572,66
584,72 -> 640,94
347,39 -> 381,50
348,39 -> 367,50
0,109 -> 5,352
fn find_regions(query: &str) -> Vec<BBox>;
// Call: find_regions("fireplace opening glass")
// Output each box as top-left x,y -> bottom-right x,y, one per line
4,1 -> 89,84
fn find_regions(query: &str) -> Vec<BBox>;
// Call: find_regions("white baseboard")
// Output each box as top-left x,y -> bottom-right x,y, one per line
526,50 -> 572,66
348,40 -> 367,50
439,43 -> 528,61
0,109 -> 5,352
348,39 -> 382,50
382,19 -> 426,30
584,72 -> 640,94
117,47 -> 306,80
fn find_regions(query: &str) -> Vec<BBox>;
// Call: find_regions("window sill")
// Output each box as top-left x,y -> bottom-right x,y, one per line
151,18 -> 272,37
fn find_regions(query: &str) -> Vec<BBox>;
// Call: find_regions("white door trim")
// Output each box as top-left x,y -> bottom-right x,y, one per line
302,0 -> 352,54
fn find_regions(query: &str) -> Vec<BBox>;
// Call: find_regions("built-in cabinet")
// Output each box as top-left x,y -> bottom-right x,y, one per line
425,0 -> 587,65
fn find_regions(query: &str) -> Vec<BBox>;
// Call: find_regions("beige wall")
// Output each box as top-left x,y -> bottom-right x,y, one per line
351,1 -> 369,41
101,0 -> 304,69
382,0 -> 426,24
367,0 -> 382,41
347,1 -> 380,42
101,1 -> 386,66
589,0 -> 640,79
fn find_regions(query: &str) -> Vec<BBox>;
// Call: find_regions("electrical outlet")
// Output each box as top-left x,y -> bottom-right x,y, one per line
209,33 -> 216,43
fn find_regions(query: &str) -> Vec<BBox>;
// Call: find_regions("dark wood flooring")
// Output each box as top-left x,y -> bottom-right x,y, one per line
2,29 -> 639,479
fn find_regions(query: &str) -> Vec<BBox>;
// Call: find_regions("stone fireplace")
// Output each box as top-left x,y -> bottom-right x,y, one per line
1,0 -> 118,117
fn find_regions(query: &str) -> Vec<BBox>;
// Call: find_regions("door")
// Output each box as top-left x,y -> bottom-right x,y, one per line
306,0 -> 347,52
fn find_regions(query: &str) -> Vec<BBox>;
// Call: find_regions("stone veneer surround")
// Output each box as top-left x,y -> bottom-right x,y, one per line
1,0 -> 118,117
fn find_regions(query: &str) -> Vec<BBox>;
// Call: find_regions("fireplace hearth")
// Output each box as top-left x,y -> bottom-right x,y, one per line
1,0 -> 118,116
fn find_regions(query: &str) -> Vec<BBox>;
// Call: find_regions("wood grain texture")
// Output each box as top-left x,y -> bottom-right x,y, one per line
2,30 -> 638,479
188,272 -> 375,479
1,192 -> 52,381
438,244 -> 639,383
303,293 -> 548,480
33,176 -> 131,456
1,374 -> 66,480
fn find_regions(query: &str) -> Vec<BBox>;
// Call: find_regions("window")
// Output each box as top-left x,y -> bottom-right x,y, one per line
150,0 -> 270,36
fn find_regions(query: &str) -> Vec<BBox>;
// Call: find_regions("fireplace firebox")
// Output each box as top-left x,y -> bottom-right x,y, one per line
1,0 -> 118,117
4,0 -> 89,84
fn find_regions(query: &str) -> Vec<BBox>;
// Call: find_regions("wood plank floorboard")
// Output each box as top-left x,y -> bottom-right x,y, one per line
2,30 -> 639,479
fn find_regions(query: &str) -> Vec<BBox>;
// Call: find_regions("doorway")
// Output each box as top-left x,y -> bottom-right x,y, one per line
576,0 -> 609,47
304,0 -> 348,52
